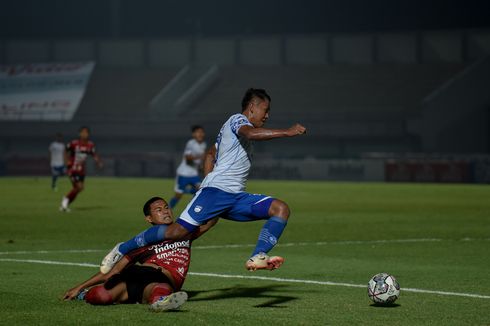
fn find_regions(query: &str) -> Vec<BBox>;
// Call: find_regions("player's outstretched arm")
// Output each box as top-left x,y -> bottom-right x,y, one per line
238,123 -> 306,141
192,217 -> 219,240
63,257 -> 130,300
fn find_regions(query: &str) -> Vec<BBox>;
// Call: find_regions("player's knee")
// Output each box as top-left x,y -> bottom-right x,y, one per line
269,200 -> 290,219
148,283 -> 173,304
76,184 -> 84,191
85,286 -> 114,305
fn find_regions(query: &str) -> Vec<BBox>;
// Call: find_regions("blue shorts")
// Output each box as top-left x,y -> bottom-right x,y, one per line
51,165 -> 65,176
177,187 -> 275,232
174,175 -> 202,194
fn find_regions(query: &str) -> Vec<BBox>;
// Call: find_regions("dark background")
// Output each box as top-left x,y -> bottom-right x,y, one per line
1,0 -> 490,38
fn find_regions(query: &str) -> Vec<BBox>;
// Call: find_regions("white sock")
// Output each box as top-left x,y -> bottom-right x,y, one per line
61,197 -> 69,209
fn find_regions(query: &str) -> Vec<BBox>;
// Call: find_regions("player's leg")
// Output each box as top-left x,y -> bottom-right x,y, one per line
52,166 -> 65,191
84,282 -> 128,305
169,192 -> 183,209
251,199 -> 289,256
169,176 -> 185,209
189,176 -> 202,194
247,199 -> 289,270
100,222 -> 191,274
61,175 -> 76,211
121,187 -> 231,253
61,176 -> 84,211
144,282 -> 188,311
51,167 -> 57,190
226,194 -> 289,270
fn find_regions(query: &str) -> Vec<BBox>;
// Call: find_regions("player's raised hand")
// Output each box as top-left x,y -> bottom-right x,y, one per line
287,123 -> 307,136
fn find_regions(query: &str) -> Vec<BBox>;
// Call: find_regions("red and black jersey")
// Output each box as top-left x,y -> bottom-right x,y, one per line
125,239 -> 192,290
66,139 -> 96,175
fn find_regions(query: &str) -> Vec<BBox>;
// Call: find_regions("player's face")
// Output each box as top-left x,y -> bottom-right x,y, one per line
146,199 -> 174,225
249,99 -> 270,128
193,128 -> 205,143
79,129 -> 89,141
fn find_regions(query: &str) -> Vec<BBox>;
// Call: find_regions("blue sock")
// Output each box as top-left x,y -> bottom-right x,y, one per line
52,176 -> 57,188
169,197 -> 179,209
251,216 -> 288,257
119,224 -> 168,255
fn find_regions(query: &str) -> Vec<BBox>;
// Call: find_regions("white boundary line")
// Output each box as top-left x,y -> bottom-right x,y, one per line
1,237 -> 489,256
0,249 -> 104,256
1,258 -> 489,300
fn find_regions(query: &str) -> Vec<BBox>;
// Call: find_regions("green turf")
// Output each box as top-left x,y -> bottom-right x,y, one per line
0,177 -> 489,325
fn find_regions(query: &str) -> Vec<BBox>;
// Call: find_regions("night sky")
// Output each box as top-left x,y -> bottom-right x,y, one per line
1,0 -> 490,38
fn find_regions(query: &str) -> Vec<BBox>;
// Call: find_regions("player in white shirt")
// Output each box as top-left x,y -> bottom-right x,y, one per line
101,88 -> 306,273
48,133 -> 66,191
169,126 -> 207,209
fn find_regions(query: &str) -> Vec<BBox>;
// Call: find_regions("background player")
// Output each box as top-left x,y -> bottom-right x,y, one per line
48,132 -> 66,191
101,88 -> 306,273
169,125 -> 207,209
63,196 -> 217,311
60,126 -> 103,212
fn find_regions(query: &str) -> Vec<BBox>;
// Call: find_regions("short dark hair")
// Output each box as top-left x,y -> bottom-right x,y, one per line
191,125 -> 204,133
79,126 -> 90,133
143,196 -> 164,216
241,88 -> 271,112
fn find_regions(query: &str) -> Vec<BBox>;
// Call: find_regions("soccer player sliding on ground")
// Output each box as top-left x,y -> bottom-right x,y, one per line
101,88 -> 306,273
63,197 -> 217,311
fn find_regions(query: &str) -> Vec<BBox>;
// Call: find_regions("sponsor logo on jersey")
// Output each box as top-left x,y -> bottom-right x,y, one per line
151,240 -> 191,254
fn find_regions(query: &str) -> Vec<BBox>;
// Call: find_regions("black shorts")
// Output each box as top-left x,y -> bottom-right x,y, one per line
104,265 -> 173,304
70,173 -> 85,183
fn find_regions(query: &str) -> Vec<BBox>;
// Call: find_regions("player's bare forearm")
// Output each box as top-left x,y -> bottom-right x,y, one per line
185,153 -> 205,161
63,257 -> 129,300
203,145 -> 216,176
63,272 -> 106,300
192,217 -> 219,240
238,124 -> 307,141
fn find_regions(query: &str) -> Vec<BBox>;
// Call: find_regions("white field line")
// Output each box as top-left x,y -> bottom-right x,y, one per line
1,237 -> 489,256
1,258 -> 489,300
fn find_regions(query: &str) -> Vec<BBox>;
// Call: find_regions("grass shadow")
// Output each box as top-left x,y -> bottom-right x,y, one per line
370,303 -> 401,308
187,284 -> 298,308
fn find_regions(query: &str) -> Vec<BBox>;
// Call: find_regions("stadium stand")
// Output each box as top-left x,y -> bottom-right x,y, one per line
1,29 -> 489,180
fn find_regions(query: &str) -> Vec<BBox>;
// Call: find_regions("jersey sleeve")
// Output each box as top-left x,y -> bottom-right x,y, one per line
230,114 -> 253,135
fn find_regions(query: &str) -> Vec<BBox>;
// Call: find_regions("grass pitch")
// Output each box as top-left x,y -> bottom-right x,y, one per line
0,177 -> 489,325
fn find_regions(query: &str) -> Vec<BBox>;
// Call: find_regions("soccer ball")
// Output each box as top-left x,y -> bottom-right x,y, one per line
367,273 -> 400,304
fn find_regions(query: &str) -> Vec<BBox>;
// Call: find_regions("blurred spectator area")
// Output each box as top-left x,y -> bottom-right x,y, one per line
1,29 -> 489,180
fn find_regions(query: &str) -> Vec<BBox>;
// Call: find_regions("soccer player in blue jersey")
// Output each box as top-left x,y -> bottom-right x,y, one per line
48,133 -> 66,191
169,125 -> 207,209
101,88 -> 306,273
